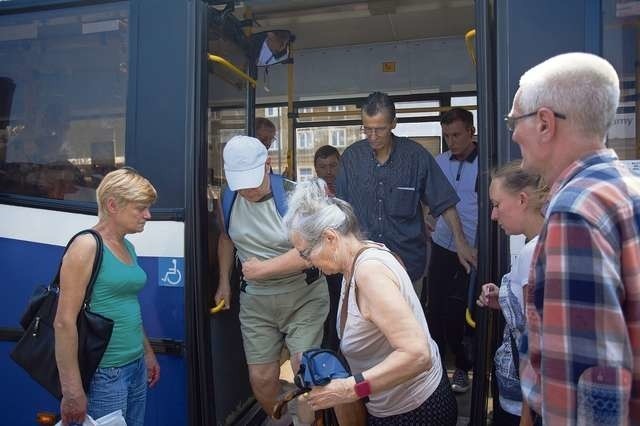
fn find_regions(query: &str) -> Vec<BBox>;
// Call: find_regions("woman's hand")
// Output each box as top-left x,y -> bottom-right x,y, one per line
145,349 -> 161,388
300,377 -> 357,411
241,257 -> 265,281
60,388 -> 87,426
214,280 -> 231,310
476,283 -> 500,310
143,336 -> 161,388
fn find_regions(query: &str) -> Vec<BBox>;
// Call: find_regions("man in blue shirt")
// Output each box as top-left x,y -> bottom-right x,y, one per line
336,92 -> 476,296
429,107 -> 478,393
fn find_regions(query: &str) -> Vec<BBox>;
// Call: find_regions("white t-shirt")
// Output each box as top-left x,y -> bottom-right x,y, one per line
495,236 -> 539,415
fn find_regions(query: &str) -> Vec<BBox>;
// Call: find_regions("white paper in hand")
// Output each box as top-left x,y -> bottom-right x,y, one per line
94,410 -> 126,426
54,410 -> 126,426
54,415 -> 97,426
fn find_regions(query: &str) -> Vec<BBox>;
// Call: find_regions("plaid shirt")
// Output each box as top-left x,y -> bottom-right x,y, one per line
520,149 -> 640,425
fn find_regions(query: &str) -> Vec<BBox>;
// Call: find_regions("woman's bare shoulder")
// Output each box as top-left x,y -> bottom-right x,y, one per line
63,233 -> 98,264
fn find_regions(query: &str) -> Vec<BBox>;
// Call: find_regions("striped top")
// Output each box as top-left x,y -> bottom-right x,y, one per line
519,149 -> 640,424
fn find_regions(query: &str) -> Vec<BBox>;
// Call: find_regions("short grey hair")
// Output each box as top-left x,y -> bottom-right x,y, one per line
283,178 -> 360,246
518,52 -> 620,139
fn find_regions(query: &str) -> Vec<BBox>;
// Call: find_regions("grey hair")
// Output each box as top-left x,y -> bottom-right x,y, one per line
518,52 -> 620,139
283,178 -> 360,245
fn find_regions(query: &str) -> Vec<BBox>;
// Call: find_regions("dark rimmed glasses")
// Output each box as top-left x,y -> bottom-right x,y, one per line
504,110 -> 566,131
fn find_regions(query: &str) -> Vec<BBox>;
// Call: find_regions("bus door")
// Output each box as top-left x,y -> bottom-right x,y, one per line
203,5 -> 259,424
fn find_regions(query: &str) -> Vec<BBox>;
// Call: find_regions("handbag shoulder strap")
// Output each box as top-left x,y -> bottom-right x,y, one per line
338,244 -> 405,337
338,246 -> 369,337
338,244 -> 402,337
51,229 -> 104,307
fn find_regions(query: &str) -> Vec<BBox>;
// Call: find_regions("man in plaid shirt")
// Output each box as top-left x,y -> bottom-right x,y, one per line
507,52 -> 640,425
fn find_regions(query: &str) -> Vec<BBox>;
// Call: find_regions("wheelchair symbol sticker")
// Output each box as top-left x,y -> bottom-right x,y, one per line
159,258 -> 184,287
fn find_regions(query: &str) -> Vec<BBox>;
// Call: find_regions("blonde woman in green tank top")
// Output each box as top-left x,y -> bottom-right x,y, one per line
55,168 -> 159,426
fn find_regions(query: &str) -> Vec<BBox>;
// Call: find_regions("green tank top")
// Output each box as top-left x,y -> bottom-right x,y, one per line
90,239 -> 146,367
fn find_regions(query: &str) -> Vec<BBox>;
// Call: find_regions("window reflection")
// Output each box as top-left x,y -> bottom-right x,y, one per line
209,108 -> 246,187
257,106 -> 289,174
603,0 -> 639,161
0,3 -> 128,201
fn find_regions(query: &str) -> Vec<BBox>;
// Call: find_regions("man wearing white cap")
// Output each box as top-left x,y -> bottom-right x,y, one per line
215,135 -> 329,423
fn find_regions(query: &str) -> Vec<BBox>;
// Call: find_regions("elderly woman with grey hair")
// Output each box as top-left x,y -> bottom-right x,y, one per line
284,179 -> 457,425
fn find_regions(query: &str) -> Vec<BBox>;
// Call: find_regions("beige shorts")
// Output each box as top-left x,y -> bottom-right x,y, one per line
239,278 -> 329,364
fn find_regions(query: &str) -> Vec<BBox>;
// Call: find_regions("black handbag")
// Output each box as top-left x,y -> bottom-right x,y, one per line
10,229 -> 114,400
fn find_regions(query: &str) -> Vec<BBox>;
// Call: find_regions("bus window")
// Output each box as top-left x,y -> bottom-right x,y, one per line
0,2 -> 129,202
395,100 -> 443,155
294,124 -> 360,177
297,104 -> 360,124
602,0 -> 640,165
451,96 -> 478,130
208,107 -> 246,188
394,122 -> 443,156
257,106 -> 289,174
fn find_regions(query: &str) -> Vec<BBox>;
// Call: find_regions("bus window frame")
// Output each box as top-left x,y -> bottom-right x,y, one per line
256,91 -> 477,181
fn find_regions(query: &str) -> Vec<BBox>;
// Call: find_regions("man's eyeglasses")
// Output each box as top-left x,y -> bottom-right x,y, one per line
504,110 -> 566,132
360,126 -> 389,136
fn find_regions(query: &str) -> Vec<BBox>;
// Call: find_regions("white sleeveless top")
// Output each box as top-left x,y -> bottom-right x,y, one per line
337,245 -> 443,417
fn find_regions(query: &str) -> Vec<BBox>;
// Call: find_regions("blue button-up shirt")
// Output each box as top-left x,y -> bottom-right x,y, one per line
432,147 -> 478,252
336,135 -> 459,281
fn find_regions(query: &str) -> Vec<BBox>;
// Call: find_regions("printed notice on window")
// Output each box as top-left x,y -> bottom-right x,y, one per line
622,160 -> 640,177
617,0 -> 640,17
608,113 -> 635,139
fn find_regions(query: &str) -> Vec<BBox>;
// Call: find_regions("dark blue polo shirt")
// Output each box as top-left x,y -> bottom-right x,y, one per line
336,135 -> 459,281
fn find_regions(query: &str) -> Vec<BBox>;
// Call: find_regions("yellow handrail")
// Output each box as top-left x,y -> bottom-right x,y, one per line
208,54 -> 257,87
464,29 -> 476,66
466,308 -> 476,328
210,299 -> 226,315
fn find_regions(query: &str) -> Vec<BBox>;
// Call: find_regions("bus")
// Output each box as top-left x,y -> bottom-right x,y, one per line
0,0 -> 636,424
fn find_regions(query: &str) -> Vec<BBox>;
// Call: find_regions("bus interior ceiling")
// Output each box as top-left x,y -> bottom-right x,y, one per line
241,0 -> 475,50
207,0 -> 476,106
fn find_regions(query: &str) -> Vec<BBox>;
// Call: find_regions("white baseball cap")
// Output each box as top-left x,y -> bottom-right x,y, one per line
223,135 -> 268,191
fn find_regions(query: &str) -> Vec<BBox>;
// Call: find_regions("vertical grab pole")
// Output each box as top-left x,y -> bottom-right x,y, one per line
287,42 -> 296,180
470,0 -> 499,424
636,29 -> 640,159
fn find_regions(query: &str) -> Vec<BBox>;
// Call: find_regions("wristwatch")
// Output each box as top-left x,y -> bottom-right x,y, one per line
353,373 -> 371,401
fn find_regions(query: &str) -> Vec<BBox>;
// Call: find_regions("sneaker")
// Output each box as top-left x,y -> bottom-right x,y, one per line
451,369 -> 471,393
